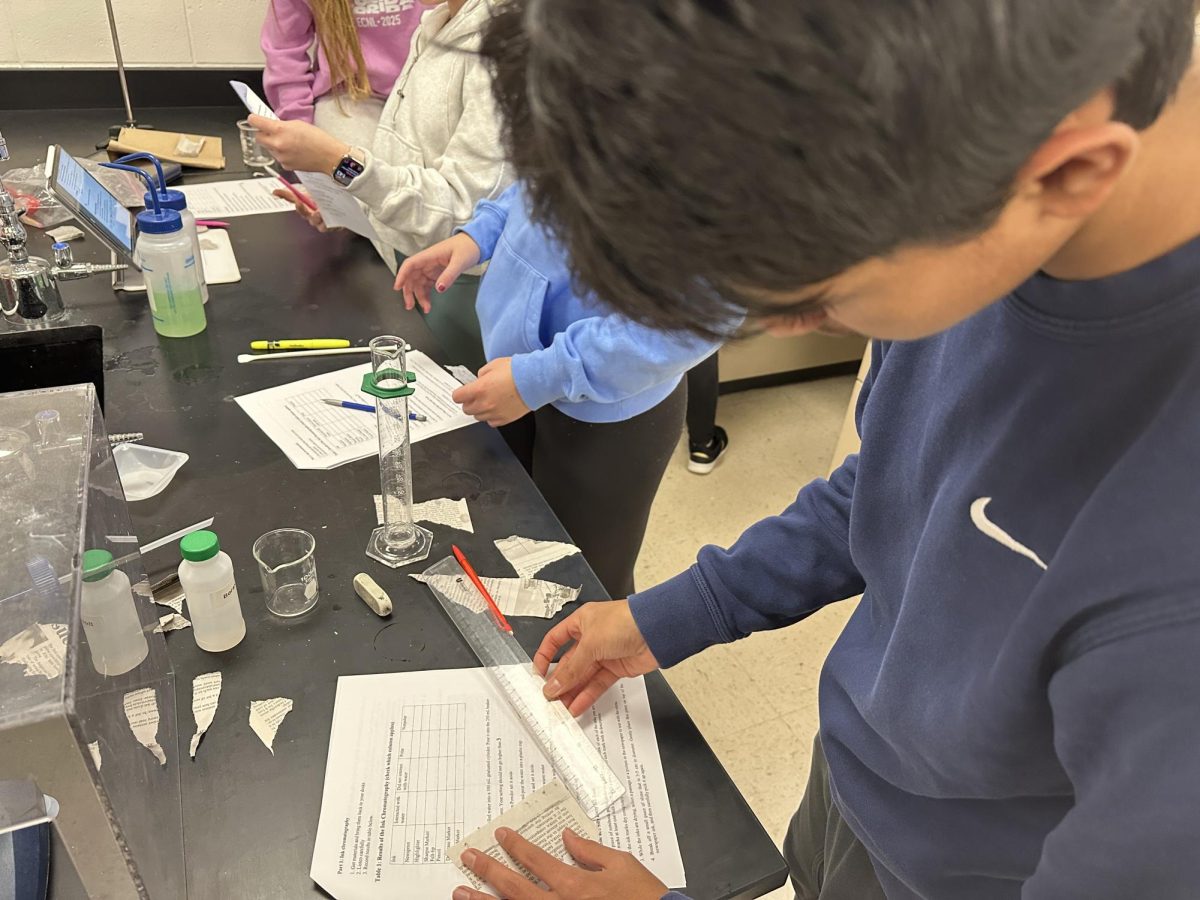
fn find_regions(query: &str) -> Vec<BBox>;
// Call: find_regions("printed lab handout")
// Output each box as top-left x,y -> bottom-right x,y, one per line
178,178 -> 293,218
309,669 -> 683,899
235,352 -> 477,469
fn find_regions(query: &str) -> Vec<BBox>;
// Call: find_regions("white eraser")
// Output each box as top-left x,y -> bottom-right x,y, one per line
353,573 -> 392,617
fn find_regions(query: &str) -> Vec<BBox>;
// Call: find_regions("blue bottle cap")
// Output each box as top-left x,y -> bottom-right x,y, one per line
143,189 -> 187,212
136,208 -> 183,235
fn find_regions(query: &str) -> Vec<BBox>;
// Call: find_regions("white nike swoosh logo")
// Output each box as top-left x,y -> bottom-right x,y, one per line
970,497 -> 1048,571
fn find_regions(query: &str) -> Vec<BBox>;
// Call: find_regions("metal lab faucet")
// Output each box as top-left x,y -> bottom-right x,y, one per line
0,130 -> 125,329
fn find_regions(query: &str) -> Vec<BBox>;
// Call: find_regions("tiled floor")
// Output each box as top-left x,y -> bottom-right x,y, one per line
635,374 -> 858,899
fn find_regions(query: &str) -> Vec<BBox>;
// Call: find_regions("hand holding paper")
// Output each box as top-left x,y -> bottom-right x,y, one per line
230,81 -> 380,241
248,116 -> 348,178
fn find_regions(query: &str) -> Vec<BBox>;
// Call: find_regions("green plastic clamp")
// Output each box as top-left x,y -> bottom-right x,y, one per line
361,368 -> 417,399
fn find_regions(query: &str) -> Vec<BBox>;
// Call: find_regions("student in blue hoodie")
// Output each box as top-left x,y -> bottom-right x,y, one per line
395,183 -> 720,597
441,2 -> 1200,900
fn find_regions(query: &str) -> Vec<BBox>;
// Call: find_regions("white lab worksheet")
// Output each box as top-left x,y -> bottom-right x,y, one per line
309,670 -> 684,899
178,178 -> 293,218
234,352 -> 478,469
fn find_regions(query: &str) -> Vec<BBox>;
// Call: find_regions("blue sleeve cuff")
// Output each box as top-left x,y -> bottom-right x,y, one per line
629,566 -> 732,668
510,350 -> 567,412
661,893 -> 692,900
456,205 -> 506,262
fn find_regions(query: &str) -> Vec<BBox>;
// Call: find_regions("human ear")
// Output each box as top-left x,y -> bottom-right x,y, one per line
1017,120 -> 1139,221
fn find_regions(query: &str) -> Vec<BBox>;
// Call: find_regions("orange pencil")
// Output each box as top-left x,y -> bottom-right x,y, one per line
451,544 -> 513,634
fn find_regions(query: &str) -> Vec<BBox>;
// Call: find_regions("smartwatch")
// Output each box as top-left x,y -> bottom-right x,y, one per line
332,148 -> 366,187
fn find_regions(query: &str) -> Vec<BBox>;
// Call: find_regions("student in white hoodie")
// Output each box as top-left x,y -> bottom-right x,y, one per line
251,0 -> 509,368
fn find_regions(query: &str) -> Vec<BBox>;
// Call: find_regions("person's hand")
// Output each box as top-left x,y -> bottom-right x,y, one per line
271,186 -> 331,232
248,114 -> 349,175
534,600 -> 660,715
452,358 -> 529,427
454,826 -> 667,900
394,232 -> 482,312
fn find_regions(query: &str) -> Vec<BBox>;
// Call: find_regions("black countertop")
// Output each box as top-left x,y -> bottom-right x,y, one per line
1,107 -> 788,900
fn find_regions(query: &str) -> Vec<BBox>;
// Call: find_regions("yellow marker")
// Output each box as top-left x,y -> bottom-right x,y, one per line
250,339 -> 351,351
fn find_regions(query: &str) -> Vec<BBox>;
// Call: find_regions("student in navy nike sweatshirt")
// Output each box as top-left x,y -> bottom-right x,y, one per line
447,2 -> 1200,900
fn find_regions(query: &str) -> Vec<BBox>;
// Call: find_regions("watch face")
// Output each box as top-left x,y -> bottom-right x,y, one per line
334,153 -> 365,187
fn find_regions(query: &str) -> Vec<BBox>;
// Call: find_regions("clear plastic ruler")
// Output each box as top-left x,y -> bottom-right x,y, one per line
420,556 -> 626,820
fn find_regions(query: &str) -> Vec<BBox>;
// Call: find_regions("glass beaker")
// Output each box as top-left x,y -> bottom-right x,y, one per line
252,528 -> 318,617
237,119 -> 273,168
364,335 -> 433,568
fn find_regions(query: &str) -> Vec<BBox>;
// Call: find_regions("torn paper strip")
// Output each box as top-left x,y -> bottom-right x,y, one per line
153,594 -> 184,615
412,573 -> 579,619
494,535 -> 582,579
87,741 -> 102,771
0,623 -> 68,680
374,495 -> 474,533
154,613 -> 192,633
448,779 -> 598,889
189,672 -> 222,759
123,688 -> 166,766
446,364 -> 477,385
145,575 -> 185,614
249,697 -> 293,754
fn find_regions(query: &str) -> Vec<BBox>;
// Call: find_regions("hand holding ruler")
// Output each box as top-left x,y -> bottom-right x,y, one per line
420,554 -> 627,820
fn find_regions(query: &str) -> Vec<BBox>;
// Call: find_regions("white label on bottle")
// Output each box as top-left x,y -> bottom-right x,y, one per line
213,583 -> 239,609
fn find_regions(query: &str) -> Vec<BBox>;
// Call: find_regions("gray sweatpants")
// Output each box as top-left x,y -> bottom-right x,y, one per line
785,736 -> 887,900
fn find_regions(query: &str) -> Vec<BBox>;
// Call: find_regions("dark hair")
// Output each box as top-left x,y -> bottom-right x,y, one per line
481,0 -> 1195,336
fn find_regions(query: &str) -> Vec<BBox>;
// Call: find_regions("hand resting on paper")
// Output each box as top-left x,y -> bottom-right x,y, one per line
452,358 -> 530,427
394,232 -> 482,313
454,826 -> 668,900
534,600 -> 661,716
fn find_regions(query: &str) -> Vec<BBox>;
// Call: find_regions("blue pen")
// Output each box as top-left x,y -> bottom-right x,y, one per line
320,399 -> 427,421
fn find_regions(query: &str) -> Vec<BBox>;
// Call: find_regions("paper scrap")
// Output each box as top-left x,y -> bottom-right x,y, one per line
447,779 -> 597,889
494,535 -> 582,579
153,594 -> 183,614
47,224 -> 84,242
154,613 -> 192,633
144,577 -> 184,614
0,623 -> 68,680
375,495 -> 474,533
411,572 -> 579,619
249,697 -> 294,754
123,687 -> 166,766
235,354 -> 476,470
446,365 -> 477,385
87,741 -> 102,771
190,672 -> 222,759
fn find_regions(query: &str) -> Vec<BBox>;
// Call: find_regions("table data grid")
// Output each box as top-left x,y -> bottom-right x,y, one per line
390,702 -> 467,865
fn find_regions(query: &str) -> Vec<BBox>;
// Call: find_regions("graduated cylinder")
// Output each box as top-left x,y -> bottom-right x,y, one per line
364,335 -> 432,568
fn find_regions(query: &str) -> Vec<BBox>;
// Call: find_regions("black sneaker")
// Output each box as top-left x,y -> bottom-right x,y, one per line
688,425 -> 729,474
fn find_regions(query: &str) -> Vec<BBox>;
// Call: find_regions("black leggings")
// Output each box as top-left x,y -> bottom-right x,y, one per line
685,352 -> 719,446
500,380 -> 687,598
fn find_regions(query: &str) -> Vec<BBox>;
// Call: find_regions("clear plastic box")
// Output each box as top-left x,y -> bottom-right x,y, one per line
0,384 -> 185,898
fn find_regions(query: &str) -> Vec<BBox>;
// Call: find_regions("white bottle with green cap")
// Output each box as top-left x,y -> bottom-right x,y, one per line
178,530 -> 246,652
81,549 -> 150,676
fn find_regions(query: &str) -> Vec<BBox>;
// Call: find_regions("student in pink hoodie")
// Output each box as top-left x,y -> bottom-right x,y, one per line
261,0 -> 422,148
